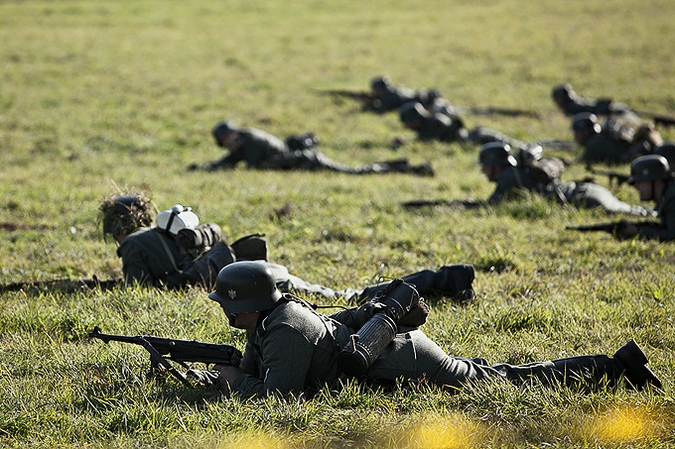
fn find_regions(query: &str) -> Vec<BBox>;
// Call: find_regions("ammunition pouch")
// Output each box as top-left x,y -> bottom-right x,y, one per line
180,242 -> 236,290
285,132 -> 320,151
230,233 -> 269,261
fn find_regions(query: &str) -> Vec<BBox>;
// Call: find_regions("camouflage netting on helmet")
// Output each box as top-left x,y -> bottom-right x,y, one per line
99,191 -> 154,237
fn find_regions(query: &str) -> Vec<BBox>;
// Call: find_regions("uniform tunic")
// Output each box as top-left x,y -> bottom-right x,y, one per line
489,166 -> 654,217
581,133 -> 630,164
207,127 -> 418,174
638,180 -> 675,241
117,227 -> 188,288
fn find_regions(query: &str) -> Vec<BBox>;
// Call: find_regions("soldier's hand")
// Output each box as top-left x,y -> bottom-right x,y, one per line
214,364 -> 245,391
615,220 -> 639,240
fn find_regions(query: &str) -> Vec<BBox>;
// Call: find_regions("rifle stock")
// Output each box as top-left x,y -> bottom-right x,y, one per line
566,220 -> 660,234
565,223 -> 618,233
589,168 -> 631,187
315,89 -> 374,103
89,326 -> 243,387
0,276 -> 122,293
402,199 -> 481,210
463,106 -> 541,119
632,110 -> 675,127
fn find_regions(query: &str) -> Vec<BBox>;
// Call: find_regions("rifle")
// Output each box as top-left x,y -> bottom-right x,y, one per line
315,89 -> 374,104
565,220 -> 660,236
457,106 -> 541,119
632,110 -> 675,128
589,168 -> 631,187
89,326 -> 242,387
401,199 -> 482,210
0,275 -> 122,293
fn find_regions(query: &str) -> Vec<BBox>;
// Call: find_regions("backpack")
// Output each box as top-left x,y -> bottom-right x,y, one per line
601,114 -> 640,146
515,146 -> 565,185
285,132 -> 320,151
230,233 -> 269,261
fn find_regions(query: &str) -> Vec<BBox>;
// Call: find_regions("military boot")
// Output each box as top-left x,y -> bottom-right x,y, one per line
613,339 -> 663,391
400,264 -> 476,303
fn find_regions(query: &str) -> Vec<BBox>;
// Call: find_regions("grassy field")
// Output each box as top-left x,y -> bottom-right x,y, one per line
1,0 -> 675,447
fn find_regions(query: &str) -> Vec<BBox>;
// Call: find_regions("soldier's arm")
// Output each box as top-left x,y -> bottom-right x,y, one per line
637,199 -> 675,241
118,241 -> 155,286
231,324 -> 314,398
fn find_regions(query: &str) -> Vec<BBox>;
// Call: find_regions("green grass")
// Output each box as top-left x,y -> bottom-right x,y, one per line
2,0 -> 675,447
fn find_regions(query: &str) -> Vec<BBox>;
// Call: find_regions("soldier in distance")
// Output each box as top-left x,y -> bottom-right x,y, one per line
100,192 -> 477,302
188,120 -> 434,177
476,142 -> 655,216
609,154 -> 675,241
571,112 -> 662,165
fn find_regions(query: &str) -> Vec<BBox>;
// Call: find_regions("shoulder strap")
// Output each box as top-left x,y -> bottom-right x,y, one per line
152,230 -> 181,274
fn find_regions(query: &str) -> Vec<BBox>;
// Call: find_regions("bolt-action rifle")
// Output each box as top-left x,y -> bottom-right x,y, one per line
454,105 -> 541,119
0,275 -> 122,293
401,199 -> 483,210
632,110 -> 675,128
315,89 -> 375,104
565,220 -> 660,236
89,326 -> 242,387
589,168 -> 631,187
315,89 -> 541,118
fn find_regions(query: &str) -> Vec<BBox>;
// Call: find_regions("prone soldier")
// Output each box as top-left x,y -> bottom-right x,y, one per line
615,155 -> 675,241
188,120 -> 434,176
202,261 -> 661,398
552,83 -> 675,127
571,112 -> 662,165
552,83 -> 629,117
476,143 -> 654,216
399,101 -> 569,150
100,192 -> 477,302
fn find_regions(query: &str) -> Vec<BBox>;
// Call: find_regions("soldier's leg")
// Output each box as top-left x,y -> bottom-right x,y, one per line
349,264 -> 476,303
571,182 -> 655,217
491,356 -> 620,389
492,340 -> 661,391
367,329 -> 506,389
263,262 -> 340,300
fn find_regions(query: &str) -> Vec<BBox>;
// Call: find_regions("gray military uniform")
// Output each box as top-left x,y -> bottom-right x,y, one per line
413,112 -> 467,143
636,180 -> 675,241
231,297 -> 624,398
116,234 -> 475,301
117,227 -> 189,289
580,132 -> 631,165
206,127 -> 429,175
490,166 -> 655,217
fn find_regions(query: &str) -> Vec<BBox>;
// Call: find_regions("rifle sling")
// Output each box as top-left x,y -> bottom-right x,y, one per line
153,230 -> 181,275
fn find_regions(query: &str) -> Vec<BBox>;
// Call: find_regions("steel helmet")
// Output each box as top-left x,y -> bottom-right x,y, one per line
100,194 -> 154,235
209,261 -> 282,313
399,101 -> 428,123
552,83 -> 574,102
479,142 -> 517,167
572,112 -> 601,134
654,142 -> 675,171
628,155 -> 672,185
212,120 -> 239,144
156,204 -> 199,235
371,75 -> 392,90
